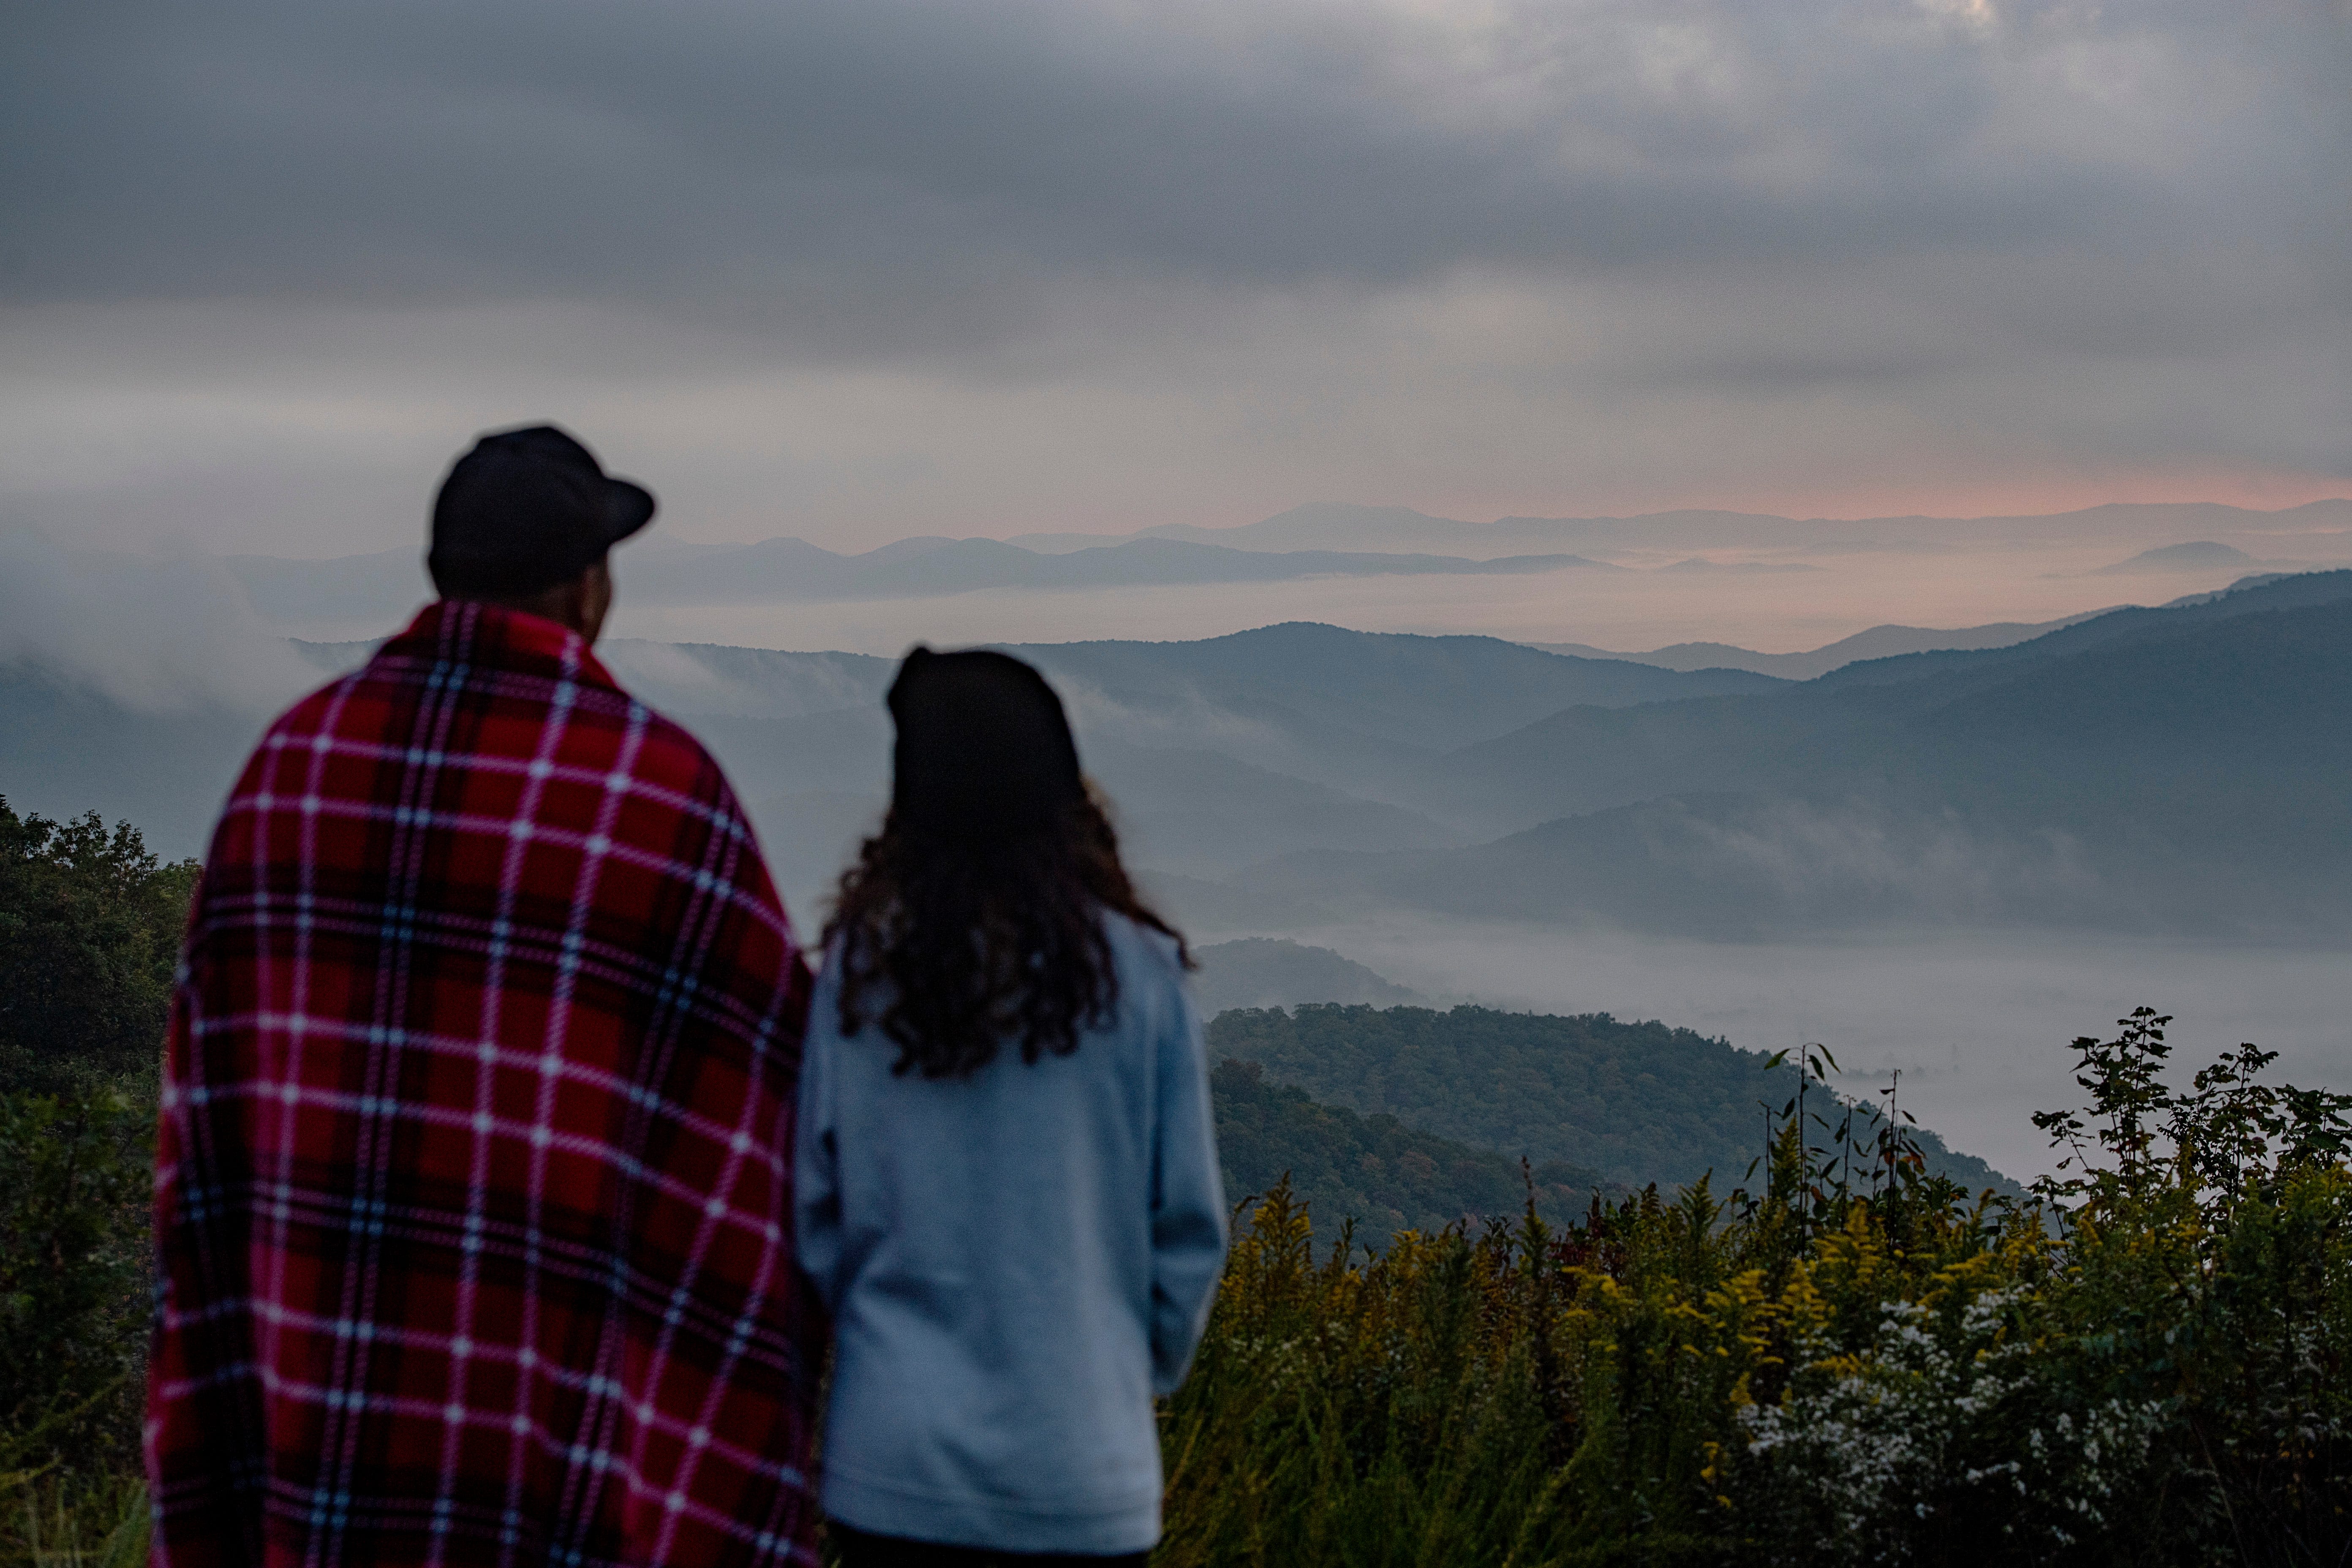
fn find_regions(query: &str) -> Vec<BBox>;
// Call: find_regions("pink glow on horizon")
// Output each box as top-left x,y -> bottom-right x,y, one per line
906,463 -> 2352,547
1350,464 -> 2352,532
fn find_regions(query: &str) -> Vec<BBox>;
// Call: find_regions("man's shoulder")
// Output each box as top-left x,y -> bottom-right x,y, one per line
616,705 -> 734,804
253,669 -> 370,749
250,659 -> 734,805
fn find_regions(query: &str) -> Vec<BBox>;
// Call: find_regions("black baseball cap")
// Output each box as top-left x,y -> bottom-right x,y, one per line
428,424 -> 656,596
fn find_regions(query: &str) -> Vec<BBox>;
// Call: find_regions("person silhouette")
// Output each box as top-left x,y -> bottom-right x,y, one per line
149,426 -> 823,1568
795,648 -> 1227,1567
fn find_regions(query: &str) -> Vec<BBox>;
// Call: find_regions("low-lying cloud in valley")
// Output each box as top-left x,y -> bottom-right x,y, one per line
0,526 -> 313,715
8,544 -> 2350,1184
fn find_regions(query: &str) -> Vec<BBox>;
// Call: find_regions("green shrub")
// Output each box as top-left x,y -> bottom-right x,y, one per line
0,800 -> 178,1541
1160,1010 -> 2352,1566
0,1084 -> 154,1486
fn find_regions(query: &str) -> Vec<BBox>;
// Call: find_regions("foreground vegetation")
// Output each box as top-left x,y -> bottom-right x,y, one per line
0,800 -> 190,1565
7,798 -> 2352,1563
1165,1012 -> 2352,1565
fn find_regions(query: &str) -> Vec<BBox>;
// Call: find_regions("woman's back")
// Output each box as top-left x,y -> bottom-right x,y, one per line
795,913 -> 1225,1555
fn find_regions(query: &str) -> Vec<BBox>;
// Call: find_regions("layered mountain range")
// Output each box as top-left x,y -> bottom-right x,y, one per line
209,498 -> 2352,637
557,568 -> 2351,938
5,545 -> 2348,939
1012,498 -> 2352,563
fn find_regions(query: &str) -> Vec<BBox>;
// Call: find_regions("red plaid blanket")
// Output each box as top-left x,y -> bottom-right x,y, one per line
148,600 -> 821,1568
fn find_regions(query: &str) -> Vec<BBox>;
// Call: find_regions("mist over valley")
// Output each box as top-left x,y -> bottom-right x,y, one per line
6,515 -> 2347,1190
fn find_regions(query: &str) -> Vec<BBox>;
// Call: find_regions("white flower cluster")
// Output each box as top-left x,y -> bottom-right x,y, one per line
1738,1290 -> 2168,1563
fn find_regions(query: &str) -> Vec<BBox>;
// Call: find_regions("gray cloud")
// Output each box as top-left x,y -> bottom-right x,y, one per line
9,1 -> 2344,308
2,0 -> 2346,556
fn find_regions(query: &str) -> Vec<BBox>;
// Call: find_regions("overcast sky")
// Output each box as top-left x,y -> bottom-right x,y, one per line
4,0 -> 2347,556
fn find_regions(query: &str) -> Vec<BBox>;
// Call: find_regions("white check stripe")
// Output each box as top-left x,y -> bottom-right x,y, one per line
185,1013 -> 789,1170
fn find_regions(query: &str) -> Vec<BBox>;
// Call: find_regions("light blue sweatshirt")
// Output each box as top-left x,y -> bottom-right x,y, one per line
792,915 -> 1228,1554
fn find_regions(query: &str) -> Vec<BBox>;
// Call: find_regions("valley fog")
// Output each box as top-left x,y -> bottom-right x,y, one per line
6,534 -> 2349,1197
1277,917 -> 2352,1184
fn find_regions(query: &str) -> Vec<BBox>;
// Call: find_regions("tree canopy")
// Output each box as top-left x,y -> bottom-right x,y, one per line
1209,1002 -> 2013,1193
1213,1057 -> 1606,1250
0,798 -> 197,1096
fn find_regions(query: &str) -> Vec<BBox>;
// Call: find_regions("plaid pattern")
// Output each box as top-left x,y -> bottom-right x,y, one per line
148,600 -> 821,1568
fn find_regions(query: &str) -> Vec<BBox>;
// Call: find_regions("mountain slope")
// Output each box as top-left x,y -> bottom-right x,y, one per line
1193,939 -> 1426,1014
1810,568 -> 2352,690
1212,1058 -> 1606,1250
1209,1004 -> 2014,1195
1225,574 -> 2352,935
1442,571 -> 2352,826
1010,622 -> 1784,754
1528,612 -> 2103,680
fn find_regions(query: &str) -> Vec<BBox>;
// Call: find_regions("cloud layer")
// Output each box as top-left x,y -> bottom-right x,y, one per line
3,0 -> 2347,554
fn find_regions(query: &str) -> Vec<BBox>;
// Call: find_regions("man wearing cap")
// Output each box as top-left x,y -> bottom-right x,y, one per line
147,427 -> 823,1568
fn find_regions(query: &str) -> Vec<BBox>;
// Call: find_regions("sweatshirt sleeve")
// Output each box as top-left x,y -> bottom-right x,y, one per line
1147,965 -> 1228,1395
792,953 -> 846,1315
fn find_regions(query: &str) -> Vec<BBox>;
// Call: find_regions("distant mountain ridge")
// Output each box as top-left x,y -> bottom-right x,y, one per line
1216,571 -> 2352,937
1013,498 -> 2352,561
217,499 -> 2352,634
223,535 -> 1623,629
12,550 -> 2351,941
2080,541 -> 2324,577
1192,939 -> 1426,1015
1806,566 -> 2352,690
1527,612 -> 2107,680
2094,541 -> 2257,574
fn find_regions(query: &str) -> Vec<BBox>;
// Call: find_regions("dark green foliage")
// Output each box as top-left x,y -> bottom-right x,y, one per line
1163,1009 -> 2352,1566
2020,1011 -> 2352,1560
1209,1003 -> 2012,1193
0,798 -> 197,1097
1211,1057 -> 1606,1250
0,799 -> 188,1491
0,1086 -> 154,1481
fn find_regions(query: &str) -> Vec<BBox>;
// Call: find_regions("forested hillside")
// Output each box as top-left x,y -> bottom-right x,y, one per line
1211,1058 -> 1606,1249
1211,1003 -> 2013,1192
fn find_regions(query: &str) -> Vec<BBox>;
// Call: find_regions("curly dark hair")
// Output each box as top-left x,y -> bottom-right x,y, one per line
824,789 -> 1190,1079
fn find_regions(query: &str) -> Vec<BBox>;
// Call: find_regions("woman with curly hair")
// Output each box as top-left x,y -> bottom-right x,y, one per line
794,648 -> 1228,1567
